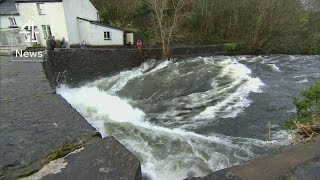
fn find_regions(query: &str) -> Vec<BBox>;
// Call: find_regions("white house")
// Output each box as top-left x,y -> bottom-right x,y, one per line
0,0 -> 129,50
77,17 -> 124,46
0,0 -> 26,54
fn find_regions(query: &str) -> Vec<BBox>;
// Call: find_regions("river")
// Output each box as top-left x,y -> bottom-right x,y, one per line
57,55 -> 320,180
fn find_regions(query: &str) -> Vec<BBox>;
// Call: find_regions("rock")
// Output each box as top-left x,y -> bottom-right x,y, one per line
0,57 -> 142,180
42,136 -> 142,180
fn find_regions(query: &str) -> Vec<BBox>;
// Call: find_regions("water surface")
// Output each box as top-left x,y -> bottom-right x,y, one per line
57,55 -> 320,180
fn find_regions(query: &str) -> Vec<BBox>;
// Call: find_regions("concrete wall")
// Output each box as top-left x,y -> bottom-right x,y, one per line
17,2 -> 69,46
0,28 -> 26,51
44,45 -> 225,88
63,0 -> 98,45
44,48 -> 144,87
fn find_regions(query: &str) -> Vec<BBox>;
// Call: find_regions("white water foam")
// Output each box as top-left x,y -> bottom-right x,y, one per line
88,60 -> 173,95
57,86 -> 145,137
295,78 -> 309,84
195,58 -> 264,119
57,84 -> 290,180
56,57 -> 292,180
267,64 -> 281,72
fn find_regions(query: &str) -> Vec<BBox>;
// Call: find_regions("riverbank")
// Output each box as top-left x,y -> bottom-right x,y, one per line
191,137 -> 320,180
0,56 -> 141,179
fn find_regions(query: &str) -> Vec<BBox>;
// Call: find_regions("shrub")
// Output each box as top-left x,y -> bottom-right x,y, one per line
284,81 -> 320,129
308,36 -> 320,55
294,81 -> 320,118
283,81 -> 320,142
33,44 -> 41,47
55,39 -> 62,48
224,43 -> 239,53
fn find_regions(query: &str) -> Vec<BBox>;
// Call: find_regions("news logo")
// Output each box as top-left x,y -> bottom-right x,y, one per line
19,18 -> 39,43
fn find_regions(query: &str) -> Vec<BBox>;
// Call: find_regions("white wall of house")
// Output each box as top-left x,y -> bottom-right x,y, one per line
1,0 -> 125,48
77,18 -> 90,44
63,0 -> 98,45
0,15 -> 26,51
0,28 -> 25,47
77,18 -> 124,46
16,2 -> 69,47
0,15 -> 22,30
89,24 -> 124,46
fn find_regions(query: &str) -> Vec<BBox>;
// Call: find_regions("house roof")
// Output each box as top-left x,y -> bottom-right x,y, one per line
77,17 -> 125,32
14,0 -> 62,2
0,0 -> 63,15
0,0 -> 19,15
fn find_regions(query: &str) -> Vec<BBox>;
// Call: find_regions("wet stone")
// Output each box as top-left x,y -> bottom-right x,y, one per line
42,137 -> 142,180
0,56 -> 142,179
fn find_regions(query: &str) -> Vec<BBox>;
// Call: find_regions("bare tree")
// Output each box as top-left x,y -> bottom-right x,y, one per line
148,0 -> 191,59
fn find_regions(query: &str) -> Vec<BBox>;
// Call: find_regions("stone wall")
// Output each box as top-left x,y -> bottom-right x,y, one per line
44,45 -> 225,87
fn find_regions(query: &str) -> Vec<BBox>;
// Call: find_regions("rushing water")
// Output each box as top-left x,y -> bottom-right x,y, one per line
57,55 -> 319,180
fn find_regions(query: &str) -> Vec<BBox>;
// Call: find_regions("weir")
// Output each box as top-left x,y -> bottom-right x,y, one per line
42,51 -> 320,179
44,45 -> 225,88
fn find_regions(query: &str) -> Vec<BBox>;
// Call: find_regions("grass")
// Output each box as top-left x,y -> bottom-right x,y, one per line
46,143 -> 82,161
16,143 -> 83,178
17,170 -> 40,178
292,115 -> 320,144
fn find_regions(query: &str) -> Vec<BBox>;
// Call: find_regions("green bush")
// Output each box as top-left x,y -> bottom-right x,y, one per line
26,44 -> 45,51
294,81 -> 320,118
32,43 -> 42,48
283,81 -> 320,129
308,36 -> 320,55
55,39 -> 62,48
224,43 -> 239,53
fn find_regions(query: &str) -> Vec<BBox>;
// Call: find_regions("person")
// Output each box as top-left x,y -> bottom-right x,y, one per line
46,36 -> 52,50
49,36 -> 56,50
61,37 -> 67,48
80,40 -> 86,49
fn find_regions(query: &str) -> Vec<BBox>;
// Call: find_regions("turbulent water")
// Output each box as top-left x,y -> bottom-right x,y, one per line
57,55 -> 320,180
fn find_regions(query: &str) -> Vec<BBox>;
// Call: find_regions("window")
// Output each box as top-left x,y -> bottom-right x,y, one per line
32,26 -> 39,41
37,3 -> 45,14
97,12 -> 100,21
104,31 -> 111,40
8,17 -> 17,27
42,25 -> 52,39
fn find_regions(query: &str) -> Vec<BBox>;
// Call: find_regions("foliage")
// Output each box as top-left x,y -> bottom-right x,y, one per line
224,43 -> 239,53
26,44 -> 45,51
99,9 -> 111,24
47,144 -> 81,161
309,37 -> 320,54
283,81 -> 320,143
32,44 -> 42,48
91,0 -> 320,54
55,39 -> 62,48
147,0 -> 191,58
294,81 -> 320,118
